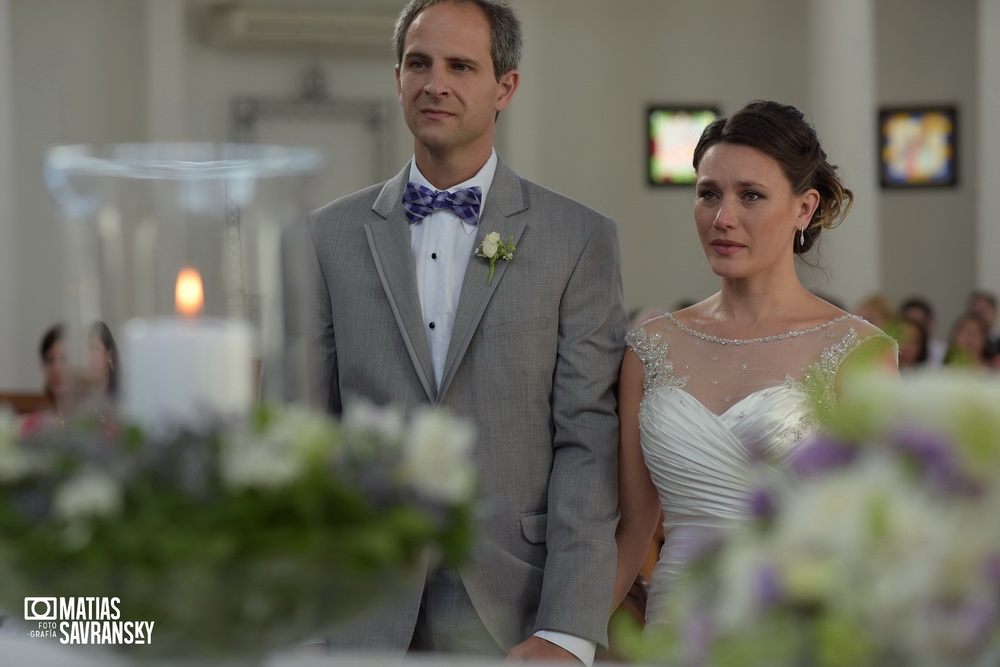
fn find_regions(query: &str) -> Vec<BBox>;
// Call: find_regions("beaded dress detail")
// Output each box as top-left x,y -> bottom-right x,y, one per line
625,312 -> 895,625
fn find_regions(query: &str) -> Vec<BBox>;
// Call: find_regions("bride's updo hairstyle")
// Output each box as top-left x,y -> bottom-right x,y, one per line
692,100 -> 854,254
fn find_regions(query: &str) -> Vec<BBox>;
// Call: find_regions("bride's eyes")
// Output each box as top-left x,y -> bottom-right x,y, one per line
696,190 -> 764,202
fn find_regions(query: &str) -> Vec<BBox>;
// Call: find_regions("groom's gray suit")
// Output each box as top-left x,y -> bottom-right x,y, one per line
305,155 -> 627,652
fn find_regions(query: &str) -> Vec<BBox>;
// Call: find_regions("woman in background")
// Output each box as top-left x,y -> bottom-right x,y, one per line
943,312 -> 991,370
88,320 -> 119,399
896,316 -> 930,371
19,324 -> 69,436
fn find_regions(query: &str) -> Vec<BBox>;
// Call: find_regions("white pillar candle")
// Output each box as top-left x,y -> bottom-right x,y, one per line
121,267 -> 254,435
122,317 -> 254,435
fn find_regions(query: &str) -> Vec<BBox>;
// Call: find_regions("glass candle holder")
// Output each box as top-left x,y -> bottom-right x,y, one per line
44,143 -> 324,434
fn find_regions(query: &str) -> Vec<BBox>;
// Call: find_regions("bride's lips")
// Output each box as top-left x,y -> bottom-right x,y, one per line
710,239 -> 745,256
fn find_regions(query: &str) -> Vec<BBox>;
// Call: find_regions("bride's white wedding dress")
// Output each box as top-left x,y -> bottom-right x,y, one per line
625,312 -> 895,624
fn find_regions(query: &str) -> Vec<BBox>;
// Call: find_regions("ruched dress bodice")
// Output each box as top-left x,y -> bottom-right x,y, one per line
626,313 -> 895,624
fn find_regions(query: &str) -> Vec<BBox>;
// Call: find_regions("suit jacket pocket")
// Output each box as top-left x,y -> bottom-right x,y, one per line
483,316 -> 551,340
519,511 -> 547,544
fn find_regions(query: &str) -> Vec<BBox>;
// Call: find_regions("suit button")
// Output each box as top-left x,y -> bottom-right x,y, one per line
429,322 -> 436,329
431,252 -> 438,260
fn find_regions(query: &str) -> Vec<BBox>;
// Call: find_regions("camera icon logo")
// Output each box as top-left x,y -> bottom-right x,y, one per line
24,597 -> 58,621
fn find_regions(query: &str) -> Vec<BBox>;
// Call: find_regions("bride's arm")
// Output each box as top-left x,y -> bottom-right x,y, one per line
612,348 -> 661,608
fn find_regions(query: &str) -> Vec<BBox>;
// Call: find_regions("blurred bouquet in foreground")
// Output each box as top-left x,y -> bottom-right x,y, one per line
619,370 -> 1000,667
0,402 -> 475,661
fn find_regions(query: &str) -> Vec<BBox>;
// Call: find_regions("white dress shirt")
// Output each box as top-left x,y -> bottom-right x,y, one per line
408,151 -> 496,387
407,150 -> 596,666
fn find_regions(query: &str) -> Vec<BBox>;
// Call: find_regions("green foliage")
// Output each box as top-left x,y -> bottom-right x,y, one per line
0,402 -> 476,660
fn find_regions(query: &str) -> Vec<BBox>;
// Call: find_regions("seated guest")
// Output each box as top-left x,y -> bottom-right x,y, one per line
943,312 -> 992,370
88,320 -> 119,399
967,290 -> 999,359
896,316 -> 929,372
854,292 -> 896,329
20,324 -> 69,436
899,296 -> 946,367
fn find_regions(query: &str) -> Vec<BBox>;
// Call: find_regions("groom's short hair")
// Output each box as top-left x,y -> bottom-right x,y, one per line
392,0 -> 523,81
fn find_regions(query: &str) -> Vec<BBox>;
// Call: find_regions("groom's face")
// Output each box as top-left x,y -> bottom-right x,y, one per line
395,2 -> 518,163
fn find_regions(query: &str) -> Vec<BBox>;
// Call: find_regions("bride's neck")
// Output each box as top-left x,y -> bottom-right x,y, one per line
713,281 -> 815,326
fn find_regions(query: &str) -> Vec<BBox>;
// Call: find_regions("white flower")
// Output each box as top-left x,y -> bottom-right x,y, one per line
221,428 -> 302,490
473,232 -> 515,285
53,469 -> 122,520
401,407 -> 476,503
480,232 -> 500,259
220,407 -> 341,490
273,407 -> 339,462
0,408 -> 36,481
343,400 -> 405,443
0,407 -> 16,444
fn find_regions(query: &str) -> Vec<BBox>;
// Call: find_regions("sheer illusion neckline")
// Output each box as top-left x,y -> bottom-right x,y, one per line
664,312 -> 857,346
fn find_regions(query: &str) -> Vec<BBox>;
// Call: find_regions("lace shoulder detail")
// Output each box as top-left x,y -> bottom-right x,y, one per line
803,325 -> 898,413
625,325 -> 687,395
665,312 -> 859,345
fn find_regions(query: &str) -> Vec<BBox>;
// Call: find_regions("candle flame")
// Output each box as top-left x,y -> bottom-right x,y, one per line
175,267 -> 204,317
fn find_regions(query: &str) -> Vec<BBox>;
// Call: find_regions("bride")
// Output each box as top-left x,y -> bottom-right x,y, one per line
613,100 -> 899,625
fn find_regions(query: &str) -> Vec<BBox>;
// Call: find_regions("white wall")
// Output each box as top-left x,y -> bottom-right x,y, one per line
0,0 -> 984,390
5,0 -> 146,391
508,0 -> 812,315
875,0 -> 979,336
0,1 -> 18,385
181,1 -> 411,209
976,0 -> 1000,317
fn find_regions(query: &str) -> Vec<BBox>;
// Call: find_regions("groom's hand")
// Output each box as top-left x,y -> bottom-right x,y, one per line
505,636 -> 582,664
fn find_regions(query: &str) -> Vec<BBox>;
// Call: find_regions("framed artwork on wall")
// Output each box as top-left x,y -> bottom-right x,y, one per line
879,106 -> 957,188
647,106 -> 719,186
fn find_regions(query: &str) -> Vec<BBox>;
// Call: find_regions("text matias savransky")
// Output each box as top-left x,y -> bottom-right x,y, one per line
24,596 -> 155,645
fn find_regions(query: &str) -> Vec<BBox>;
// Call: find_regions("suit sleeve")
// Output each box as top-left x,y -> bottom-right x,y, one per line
533,214 -> 627,650
300,214 -> 341,415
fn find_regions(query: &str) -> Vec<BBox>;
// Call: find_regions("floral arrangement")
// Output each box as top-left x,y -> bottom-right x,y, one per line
474,231 -> 515,285
0,401 -> 475,660
618,369 -> 1000,667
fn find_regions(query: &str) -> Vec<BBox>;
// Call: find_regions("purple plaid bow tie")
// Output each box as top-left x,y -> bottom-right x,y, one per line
402,182 -> 482,225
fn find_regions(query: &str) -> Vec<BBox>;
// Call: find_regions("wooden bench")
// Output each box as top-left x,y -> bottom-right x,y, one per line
0,392 -> 50,415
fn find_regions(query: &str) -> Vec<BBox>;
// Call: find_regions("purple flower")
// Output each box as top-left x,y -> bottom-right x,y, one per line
982,552 -> 1000,591
890,425 -> 954,473
748,488 -> 777,521
789,435 -> 858,477
753,564 -> 783,608
682,608 -> 713,666
948,601 -> 998,647
888,425 -> 984,496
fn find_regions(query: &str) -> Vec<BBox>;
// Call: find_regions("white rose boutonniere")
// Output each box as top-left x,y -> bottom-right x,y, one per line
474,232 -> 516,285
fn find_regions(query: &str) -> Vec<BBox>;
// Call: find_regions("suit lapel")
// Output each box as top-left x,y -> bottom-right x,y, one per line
365,165 -> 437,403
438,158 -> 529,399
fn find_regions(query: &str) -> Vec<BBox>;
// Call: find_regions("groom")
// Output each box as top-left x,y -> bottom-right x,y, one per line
304,0 -> 627,663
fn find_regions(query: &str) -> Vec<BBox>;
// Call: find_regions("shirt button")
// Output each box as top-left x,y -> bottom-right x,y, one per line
429,322 -> 436,329
431,252 -> 438,260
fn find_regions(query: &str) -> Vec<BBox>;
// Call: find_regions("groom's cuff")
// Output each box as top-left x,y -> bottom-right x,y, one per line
534,630 -> 595,667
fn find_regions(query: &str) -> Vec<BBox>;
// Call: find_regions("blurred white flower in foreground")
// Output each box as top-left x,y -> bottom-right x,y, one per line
0,408 -> 36,481
402,407 -> 476,503
53,469 -> 122,520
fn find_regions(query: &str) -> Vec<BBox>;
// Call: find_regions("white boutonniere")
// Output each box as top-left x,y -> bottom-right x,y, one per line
474,232 -> 515,285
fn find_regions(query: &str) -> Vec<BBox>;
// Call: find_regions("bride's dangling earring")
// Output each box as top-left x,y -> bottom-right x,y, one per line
799,227 -> 806,247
